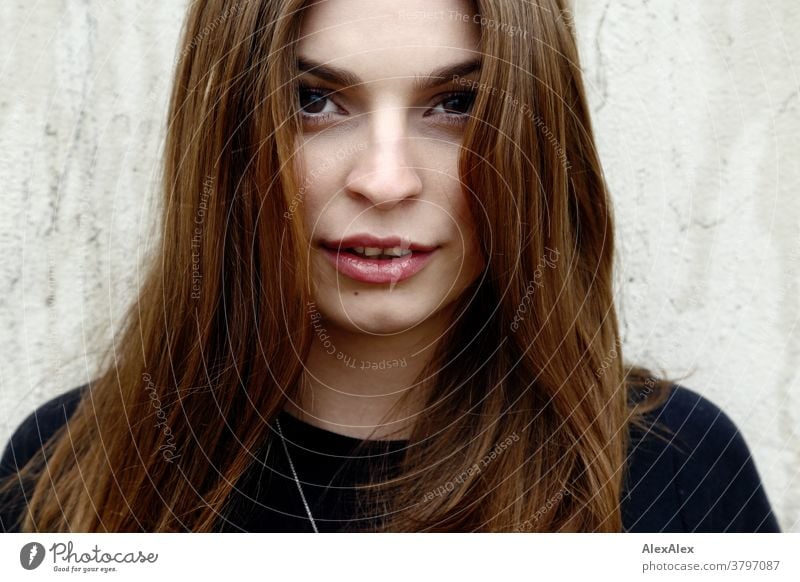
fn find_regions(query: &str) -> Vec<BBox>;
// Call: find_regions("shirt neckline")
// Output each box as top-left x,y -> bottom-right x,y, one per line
276,409 -> 409,452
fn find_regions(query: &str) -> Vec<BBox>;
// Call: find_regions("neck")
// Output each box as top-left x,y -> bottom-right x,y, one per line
284,310 -> 452,441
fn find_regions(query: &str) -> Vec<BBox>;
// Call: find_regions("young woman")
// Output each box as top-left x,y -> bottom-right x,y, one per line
0,0 -> 780,533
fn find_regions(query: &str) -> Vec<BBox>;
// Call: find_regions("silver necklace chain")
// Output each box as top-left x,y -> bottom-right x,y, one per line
274,417 -> 319,533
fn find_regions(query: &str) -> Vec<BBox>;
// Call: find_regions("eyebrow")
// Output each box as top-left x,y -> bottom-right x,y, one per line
296,56 -> 482,92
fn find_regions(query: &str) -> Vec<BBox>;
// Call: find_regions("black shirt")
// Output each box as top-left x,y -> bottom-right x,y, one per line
0,383 -> 781,532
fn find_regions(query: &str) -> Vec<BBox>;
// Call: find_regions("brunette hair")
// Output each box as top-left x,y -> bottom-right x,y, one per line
3,0 -> 676,532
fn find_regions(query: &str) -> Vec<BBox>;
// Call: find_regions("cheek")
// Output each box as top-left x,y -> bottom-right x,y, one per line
301,183 -> 328,233
447,183 -> 484,268
420,146 -> 485,280
297,160 -> 344,233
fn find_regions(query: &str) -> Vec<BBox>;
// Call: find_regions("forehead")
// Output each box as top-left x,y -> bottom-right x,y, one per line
298,0 -> 480,79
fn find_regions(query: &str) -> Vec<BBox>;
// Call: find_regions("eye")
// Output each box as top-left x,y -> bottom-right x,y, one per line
297,84 -> 342,124
426,91 -> 476,125
296,85 -> 477,128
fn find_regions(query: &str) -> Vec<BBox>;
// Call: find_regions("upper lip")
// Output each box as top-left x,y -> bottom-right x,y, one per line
319,234 -> 438,252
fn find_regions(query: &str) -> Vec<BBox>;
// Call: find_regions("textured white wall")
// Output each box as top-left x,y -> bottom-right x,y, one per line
572,0 -> 800,531
1,1 -> 798,531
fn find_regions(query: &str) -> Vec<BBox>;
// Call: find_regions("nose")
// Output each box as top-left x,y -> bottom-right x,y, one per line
344,109 -> 423,209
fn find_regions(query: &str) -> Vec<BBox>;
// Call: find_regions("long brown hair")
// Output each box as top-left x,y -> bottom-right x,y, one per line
3,0 -> 675,532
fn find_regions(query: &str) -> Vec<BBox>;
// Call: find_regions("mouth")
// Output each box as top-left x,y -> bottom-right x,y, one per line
318,237 -> 439,285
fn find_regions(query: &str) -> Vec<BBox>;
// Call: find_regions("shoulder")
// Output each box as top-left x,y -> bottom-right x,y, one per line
0,384 -> 87,480
0,384 -> 87,532
622,383 -> 781,532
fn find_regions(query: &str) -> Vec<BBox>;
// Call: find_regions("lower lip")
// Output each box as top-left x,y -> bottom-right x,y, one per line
320,247 -> 437,285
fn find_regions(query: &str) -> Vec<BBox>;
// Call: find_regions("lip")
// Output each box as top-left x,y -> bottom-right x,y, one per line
319,234 -> 438,252
318,234 -> 439,285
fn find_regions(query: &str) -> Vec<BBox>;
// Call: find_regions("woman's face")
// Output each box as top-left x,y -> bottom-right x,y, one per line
296,0 -> 485,335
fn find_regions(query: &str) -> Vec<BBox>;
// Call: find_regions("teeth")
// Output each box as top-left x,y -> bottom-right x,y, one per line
349,246 -> 413,258
385,246 -> 412,257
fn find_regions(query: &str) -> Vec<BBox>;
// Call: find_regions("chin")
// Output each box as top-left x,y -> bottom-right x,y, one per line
316,290 -> 447,335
